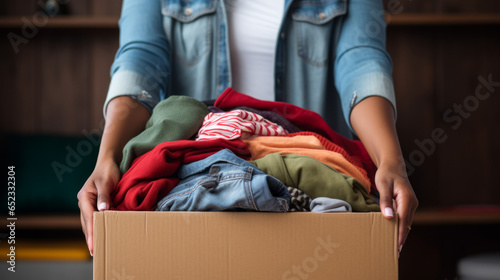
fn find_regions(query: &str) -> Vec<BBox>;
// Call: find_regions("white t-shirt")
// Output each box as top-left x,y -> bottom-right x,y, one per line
224,0 -> 285,101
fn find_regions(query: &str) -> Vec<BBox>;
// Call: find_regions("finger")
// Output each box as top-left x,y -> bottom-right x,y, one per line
394,188 -> 414,253
85,207 -> 95,256
78,189 -> 97,255
78,201 -> 87,242
397,215 -> 409,255
376,179 -> 395,219
79,208 -> 93,256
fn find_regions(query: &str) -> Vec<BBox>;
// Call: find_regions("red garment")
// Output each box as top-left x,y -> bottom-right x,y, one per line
112,139 -> 251,210
214,88 -> 377,191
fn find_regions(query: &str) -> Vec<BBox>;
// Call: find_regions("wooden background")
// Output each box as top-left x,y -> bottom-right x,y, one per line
1,0 -> 499,279
0,1 -> 121,135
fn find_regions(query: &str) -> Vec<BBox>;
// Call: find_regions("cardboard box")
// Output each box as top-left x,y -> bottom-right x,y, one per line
94,211 -> 397,280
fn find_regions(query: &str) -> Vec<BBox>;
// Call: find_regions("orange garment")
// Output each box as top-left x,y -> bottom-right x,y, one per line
243,135 -> 371,191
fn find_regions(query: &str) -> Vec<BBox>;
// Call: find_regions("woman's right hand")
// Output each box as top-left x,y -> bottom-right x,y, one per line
76,96 -> 151,256
77,158 -> 121,256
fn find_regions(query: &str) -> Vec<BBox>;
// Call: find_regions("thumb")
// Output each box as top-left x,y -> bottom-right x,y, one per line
377,180 -> 394,219
96,181 -> 113,211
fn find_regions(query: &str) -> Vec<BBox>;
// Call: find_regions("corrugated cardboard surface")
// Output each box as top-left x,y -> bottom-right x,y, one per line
94,211 -> 397,280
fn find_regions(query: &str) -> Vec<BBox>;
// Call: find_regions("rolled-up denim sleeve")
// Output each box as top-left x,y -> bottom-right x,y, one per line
103,0 -> 170,117
334,0 -> 396,133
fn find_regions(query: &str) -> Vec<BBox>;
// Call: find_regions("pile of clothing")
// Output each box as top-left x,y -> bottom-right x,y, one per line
111,88 -> 380,213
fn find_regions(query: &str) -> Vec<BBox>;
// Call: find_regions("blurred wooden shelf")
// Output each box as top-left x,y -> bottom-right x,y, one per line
0,240 -> 90,260
3,214 -> 82,229
413,208 -> 500,225
0,16 -> 118,28
387,13 -> 500,25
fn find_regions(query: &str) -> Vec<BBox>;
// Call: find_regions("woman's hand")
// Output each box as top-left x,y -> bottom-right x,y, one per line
77,96 -> 151,256
77,158 -> 120,255
375,160 -> 418,254
350,96 -> 419,256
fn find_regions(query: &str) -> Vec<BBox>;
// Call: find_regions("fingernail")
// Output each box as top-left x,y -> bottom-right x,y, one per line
98,202 -> 107,211
90,251 -> 93,257
384,207 -> 394,218
399,245 -> 403,253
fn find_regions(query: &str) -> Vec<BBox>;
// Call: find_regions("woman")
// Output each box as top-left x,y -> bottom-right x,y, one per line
78,0 -> 418,256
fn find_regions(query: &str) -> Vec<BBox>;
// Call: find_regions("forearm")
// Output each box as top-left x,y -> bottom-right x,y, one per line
97,96 -> 150,165
350,96 -> 403,169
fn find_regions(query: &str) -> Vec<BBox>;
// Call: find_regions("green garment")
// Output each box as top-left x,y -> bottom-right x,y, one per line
249,153 -> 380,212
120,96 -> 209,174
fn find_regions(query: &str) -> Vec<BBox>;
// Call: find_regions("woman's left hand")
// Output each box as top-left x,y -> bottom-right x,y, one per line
375,160 -> 419,256
350,96 -> 419,256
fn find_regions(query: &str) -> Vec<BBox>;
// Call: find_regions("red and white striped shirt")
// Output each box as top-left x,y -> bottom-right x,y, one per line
196,110 -> 288,141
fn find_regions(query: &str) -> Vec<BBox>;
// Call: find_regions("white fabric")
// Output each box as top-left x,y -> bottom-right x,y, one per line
224,0 -> 284,101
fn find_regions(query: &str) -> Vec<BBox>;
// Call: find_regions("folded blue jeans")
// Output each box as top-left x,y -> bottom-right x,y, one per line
156,149 -> 290,212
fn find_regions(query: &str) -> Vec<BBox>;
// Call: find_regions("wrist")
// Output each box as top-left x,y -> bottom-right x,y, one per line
378,156 -> 409,179
96,148 -> 122,166
378,153 -> 404,167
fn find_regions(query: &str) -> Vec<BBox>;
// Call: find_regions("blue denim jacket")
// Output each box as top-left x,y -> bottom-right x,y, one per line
105,0 -> 396,136
155,149 -> 290,212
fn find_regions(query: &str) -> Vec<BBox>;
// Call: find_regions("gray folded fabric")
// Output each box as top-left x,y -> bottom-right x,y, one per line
310,197 -> 352,213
